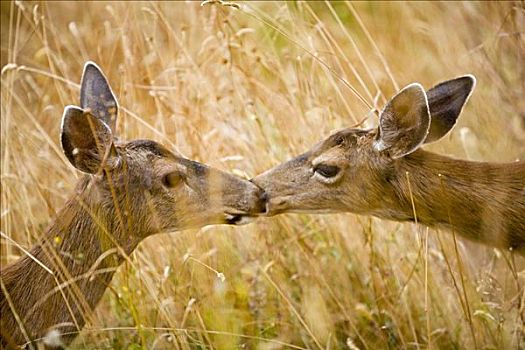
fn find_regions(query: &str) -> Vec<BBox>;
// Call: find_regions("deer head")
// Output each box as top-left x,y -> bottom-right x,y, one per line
0,62 -> 270,349
61,62 -> 265,248
252,76 -> 475,218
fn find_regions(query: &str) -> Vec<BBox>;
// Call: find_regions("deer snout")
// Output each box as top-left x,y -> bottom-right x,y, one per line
246,181 -> 268,215
263,195 -> 292,216
260,191 -> 269,211
249,177 -> 291,216
223,179 -> 267,225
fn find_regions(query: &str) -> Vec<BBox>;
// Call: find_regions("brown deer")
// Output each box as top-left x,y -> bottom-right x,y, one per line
0,62 -> 266,349
253,76 -> 525,253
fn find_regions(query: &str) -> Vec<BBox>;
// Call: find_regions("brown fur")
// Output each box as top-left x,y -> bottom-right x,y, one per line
1,177 -> 124,348
396,151 -> 525,249
254,129 -> 525,253
0,139 -> 265,349
253,76 -> 525,255
1,62 -> 265,349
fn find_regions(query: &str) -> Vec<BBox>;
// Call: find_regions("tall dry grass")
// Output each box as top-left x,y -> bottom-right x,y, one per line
1,1 -> 524,349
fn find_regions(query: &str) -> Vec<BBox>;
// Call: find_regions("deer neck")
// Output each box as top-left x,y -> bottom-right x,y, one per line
381,150 -> 525,250
1,176 -> 141,347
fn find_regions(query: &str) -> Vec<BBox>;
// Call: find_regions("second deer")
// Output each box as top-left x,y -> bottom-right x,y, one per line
0,62 -> 266,348
253,76 -> 525,253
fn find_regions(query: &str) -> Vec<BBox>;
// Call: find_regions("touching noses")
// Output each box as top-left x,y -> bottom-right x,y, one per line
251,180 -> 269,215
250,176 -> 291,217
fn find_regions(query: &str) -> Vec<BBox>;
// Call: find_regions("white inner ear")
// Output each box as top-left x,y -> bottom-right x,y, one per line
373,138 -> 388,152
374,83 -> 430,158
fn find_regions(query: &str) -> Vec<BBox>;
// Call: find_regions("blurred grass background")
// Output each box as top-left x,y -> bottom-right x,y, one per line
1,1 -> 524,349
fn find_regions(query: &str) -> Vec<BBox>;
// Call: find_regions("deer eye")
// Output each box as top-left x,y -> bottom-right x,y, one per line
162,171 -> 184,188
314,164 -> 340,178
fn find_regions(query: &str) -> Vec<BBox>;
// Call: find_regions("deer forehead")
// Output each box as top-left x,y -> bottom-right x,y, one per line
310,129 -> 374,164
311,146 -> 347,166
117,140 -> 182,168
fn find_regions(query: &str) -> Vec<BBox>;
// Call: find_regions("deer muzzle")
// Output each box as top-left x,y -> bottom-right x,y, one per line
221,175 -> 267,225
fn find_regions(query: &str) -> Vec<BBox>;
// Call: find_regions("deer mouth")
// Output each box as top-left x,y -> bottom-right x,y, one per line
262,195 -> 291,216
264,196 -> 338,216
224,213 -> 257,225
223,188 -> 268,225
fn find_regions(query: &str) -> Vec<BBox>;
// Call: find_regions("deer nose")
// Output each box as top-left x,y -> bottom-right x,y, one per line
250,179 -> 268,214
259,191 -> 269,214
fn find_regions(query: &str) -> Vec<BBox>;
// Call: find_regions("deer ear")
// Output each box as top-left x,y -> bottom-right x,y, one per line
424,75 -> 475,144
61,106 -> 116,174
80,62 -> 118,133
374,83 -> 430,159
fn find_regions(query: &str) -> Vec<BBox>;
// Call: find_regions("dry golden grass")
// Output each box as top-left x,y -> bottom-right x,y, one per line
1,1 -> 524,349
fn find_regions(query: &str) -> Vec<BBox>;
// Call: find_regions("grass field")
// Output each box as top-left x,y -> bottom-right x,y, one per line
1,1 -> 524,349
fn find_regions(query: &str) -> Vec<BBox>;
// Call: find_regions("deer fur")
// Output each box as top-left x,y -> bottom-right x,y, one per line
253,76 -> 525,253
0,62 -> 265,349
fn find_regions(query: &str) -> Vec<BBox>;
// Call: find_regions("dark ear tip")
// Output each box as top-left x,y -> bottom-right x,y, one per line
61,105 -> 83,124
63,104 -> 84,114
61,105 -> 84,134
83,61 -> 103,74
456,74 -> 476,92
81,61 -> 107,85
401,82 -> 426,94
394,82 -> 428,104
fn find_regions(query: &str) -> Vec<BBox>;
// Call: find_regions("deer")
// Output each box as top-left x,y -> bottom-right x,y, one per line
252,75 -> 525,254
0,62 -> 266,349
